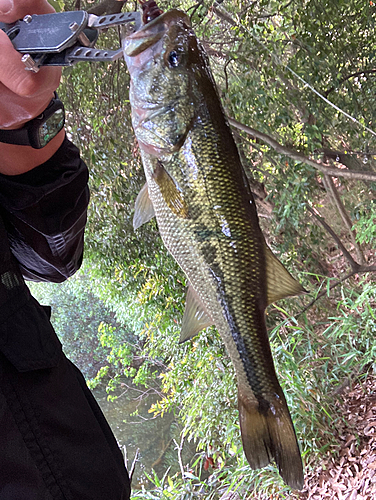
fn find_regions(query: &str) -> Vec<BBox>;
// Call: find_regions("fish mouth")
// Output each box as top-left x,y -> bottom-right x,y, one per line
123,10 -> 190,57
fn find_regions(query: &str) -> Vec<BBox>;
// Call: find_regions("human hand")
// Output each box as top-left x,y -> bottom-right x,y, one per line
0,0 -> 62,129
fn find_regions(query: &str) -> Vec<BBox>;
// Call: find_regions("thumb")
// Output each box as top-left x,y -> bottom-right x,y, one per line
0,0 -> 13,15
0,1 -> 55,22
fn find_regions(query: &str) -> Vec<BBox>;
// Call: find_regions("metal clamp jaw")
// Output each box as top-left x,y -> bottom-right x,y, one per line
0,10 -> 142,72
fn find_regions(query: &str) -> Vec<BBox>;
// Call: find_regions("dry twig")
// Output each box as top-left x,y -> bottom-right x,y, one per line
174,434 -> 186,480
129,448 -> 140,483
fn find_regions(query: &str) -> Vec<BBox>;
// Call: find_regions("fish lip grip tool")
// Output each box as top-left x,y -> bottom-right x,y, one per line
0,10 -> 142,73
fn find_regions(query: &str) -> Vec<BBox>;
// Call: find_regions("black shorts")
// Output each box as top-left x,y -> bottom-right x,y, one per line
0,350 -> 131,500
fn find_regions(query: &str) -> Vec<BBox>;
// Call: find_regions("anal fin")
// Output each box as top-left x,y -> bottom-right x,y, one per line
179,284 -> 213,343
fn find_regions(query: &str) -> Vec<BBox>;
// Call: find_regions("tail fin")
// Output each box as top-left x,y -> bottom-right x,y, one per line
238,391 -> 304,490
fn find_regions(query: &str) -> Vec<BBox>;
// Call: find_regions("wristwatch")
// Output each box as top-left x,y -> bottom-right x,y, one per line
0,93 -> 65,149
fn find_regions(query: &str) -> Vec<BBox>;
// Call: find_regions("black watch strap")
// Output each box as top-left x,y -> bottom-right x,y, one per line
0,126 -> 30,146
0,92 -> 64,149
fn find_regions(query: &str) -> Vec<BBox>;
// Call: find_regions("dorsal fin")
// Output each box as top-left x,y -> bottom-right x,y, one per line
264,244 -> 307,305
179,284 -> 213,343
133,182 -> 155,230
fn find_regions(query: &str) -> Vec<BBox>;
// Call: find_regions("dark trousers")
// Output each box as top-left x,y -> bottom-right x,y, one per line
0,351 -> 131,500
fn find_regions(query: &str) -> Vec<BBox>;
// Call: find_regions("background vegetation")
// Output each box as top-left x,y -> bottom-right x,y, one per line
33,0 -> 375,497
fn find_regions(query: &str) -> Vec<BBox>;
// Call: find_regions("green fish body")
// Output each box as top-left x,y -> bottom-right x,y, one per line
123,10 -> 304,489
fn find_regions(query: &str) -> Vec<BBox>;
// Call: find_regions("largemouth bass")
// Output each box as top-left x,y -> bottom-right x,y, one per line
123,10 -> 305,489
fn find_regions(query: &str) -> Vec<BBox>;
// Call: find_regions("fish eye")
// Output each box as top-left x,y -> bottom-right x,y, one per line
168,50 -> 180,67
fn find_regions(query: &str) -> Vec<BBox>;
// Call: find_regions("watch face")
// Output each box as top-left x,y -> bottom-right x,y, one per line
38,108 -> 65,148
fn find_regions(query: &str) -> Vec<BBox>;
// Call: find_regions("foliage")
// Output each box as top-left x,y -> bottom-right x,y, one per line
47,0 -> 376,497
353,199 -> 376,246
127,278 -> 376,499
28,270 -> 136,379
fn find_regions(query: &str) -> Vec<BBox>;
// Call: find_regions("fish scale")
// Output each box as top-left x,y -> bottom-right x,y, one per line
123,9 -> 305,489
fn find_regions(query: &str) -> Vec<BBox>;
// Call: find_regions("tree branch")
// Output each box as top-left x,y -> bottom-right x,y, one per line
174,435 -> 186,480
87,0 -> 126,15
306,205 -> 359,272
296,271 -> 352,317
298,263 -> 376,316
294,206 -> 376,316
324,69 -> 376,98
212,4 -> 237,26
129,448 -> 140,483
322,175 -> 365,265
323,147 -> 374,172
228,118 -> 376,182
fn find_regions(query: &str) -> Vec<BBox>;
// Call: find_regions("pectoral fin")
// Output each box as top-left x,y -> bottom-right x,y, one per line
153,161 -> 189,219
179,284 -> 213,343
133,183 -> 155,230
264,244 -> 307,305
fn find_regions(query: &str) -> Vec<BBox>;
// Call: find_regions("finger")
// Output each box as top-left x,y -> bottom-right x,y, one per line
0,0 -> 55,23
0,29 -> 61,96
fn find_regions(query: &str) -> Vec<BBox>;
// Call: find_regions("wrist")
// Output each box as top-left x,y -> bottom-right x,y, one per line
0,91 -> 66,174
0,92 -> 65,149
0,129 -> 65,175
1,93 -> 54,131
